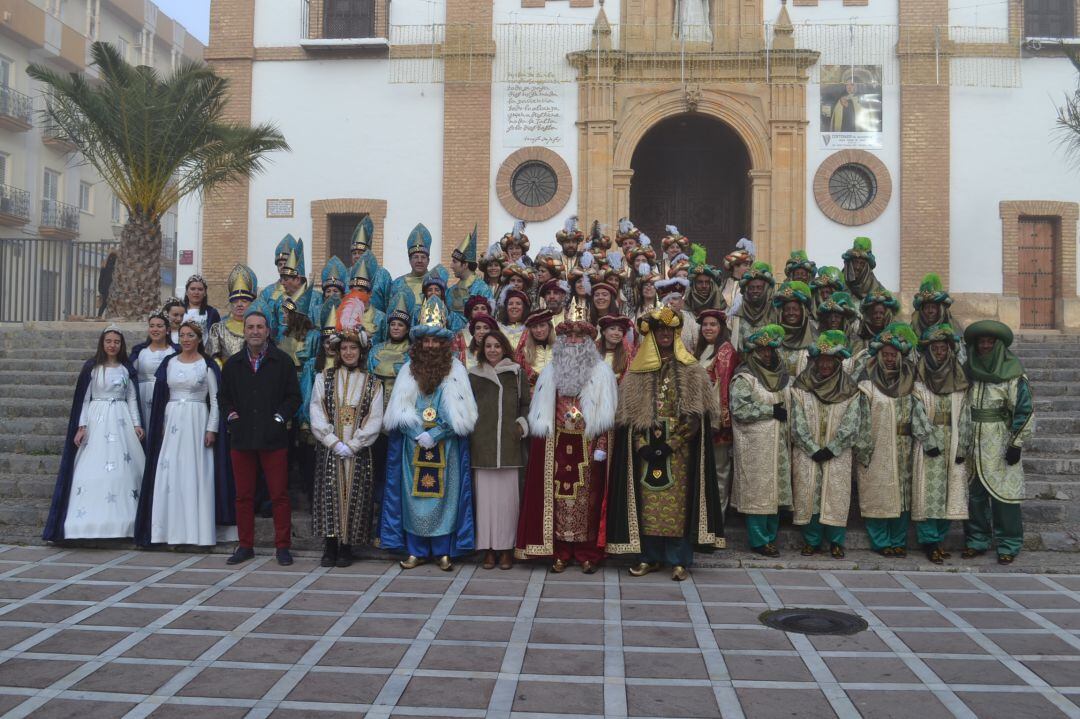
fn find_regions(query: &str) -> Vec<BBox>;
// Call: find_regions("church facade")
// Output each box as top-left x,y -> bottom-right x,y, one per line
197,0 -> 1080,329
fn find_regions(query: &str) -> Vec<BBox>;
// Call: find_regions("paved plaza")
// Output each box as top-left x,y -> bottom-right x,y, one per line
0,547 -> 1077,718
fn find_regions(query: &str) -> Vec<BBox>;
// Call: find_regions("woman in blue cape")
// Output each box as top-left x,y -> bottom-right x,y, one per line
130,311 -> 179,423
43,326 -> 145,541
134,321 -> 236,546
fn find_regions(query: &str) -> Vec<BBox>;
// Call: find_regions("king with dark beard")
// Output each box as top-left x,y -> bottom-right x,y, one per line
606,307 -> 725,581
515,312 -> 618,573
380,295 -> 478,571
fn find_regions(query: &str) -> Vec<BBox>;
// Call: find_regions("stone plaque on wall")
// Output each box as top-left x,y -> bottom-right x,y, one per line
266,198 -> 295,218
504,82 -> 563,147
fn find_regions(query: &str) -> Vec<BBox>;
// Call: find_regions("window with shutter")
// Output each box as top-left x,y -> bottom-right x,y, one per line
1025,0 -> 1076,38
323,0 -> 375,39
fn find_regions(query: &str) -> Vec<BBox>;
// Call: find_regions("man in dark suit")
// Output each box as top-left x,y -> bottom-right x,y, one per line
219,311 -> 302,566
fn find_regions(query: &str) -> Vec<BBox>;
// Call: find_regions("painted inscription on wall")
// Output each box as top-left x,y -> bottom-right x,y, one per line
504,83 -> 563,148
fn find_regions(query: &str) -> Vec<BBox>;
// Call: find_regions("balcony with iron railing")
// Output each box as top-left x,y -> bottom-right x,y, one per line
41,119 -> 78,153
0,184 -> 31,226
301,0 -> 388,52
0,86 -> 34,132
39,198 -> 80,239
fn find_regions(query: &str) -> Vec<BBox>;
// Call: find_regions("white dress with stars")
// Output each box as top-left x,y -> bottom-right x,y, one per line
64,365 -> 145,539
149,358 -> 220,546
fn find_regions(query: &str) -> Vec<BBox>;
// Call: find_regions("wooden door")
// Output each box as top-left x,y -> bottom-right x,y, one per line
1017,217 -> 1057,329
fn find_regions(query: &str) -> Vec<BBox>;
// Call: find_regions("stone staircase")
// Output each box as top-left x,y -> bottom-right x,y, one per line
0,323 -> 1077,553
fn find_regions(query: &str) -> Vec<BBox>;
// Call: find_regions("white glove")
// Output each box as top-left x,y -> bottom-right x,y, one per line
416,431 -> 435,449
333,441 -> 353,458
593,449 -> 607,462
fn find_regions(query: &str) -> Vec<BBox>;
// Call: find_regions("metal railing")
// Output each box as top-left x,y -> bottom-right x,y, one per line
0,86 -> 33,125
41,118 -> 75,146
0,238 -> 119,322
40,199 -> 80,234
0,184 -> 31,223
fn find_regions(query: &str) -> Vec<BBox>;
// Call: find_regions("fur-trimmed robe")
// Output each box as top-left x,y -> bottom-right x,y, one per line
606,358 -> 726,554
379,358 -> 478,555
516,359 -> 618,558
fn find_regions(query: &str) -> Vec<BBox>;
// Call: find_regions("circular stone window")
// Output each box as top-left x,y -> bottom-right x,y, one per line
497,147 -> 572,222
512,161 -> 558,207
814,150 -> 892,226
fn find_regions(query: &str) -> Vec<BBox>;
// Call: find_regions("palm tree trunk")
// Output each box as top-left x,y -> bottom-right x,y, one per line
106,212 -> 162,319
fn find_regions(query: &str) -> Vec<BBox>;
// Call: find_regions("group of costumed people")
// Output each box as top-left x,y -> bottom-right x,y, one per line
43,218 -> 1034,575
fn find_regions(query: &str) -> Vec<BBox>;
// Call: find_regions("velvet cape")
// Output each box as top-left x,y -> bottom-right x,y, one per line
133,353 -> 235,545
43,360 -> 141,541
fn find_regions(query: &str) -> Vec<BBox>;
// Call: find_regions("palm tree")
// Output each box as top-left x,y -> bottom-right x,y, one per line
29,42 -> 289,318
1056,49 -> 1080,166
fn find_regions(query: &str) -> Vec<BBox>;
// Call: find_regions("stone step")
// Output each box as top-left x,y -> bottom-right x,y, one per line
0,398 -> 71,419
0,434 -> 65,454
0,348 -> 108,360
1026,479 -> 1078,500
0,358 -> 87,373
0,474 -> 59,500
0,416 -> 71,437
1025,369 -> 1080,382
1034,398 -> 1080,413
1024,382 -> 1080,396
1031,416 -> 1080,435
1023,456 -> 1080,476
0,452 -> 60,475
0,498 -> 52,535
1026,436 -> 1080,456
0,384 -> 81,401
0,370 -> 80,387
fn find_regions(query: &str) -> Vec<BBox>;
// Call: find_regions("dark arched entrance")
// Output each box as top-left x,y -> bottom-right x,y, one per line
629,113 -> 751,261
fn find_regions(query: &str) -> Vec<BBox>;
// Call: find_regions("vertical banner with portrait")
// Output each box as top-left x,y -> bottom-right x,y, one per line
820,65 -> 883,149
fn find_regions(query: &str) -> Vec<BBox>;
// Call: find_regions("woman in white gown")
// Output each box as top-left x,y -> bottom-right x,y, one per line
136,321 -> 234,546
130,311 -> 177,423
43,326 -> 146,541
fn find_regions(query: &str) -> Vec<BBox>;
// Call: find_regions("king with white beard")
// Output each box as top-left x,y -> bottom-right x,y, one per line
515,312 -> 618,574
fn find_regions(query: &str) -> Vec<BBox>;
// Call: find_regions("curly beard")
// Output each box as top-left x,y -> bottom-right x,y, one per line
552,335 -> 602,396
409,341 -> 453,395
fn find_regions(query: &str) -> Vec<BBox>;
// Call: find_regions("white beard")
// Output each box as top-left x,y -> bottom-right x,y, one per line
552,335 -> 602,396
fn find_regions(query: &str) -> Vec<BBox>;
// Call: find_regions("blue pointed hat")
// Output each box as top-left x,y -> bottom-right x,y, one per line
349,257 -> 373,292
422,265 -> 449,292
407,223 -> 433,257
388,291 -> 415,326
453,225 -> 478,264
274,234 -> 297,262
321,256 -> 348,294
280,238 -> 307,279
351,216 -> 375,251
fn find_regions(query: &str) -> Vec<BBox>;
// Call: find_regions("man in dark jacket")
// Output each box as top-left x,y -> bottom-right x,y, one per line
219,311 -> 302,566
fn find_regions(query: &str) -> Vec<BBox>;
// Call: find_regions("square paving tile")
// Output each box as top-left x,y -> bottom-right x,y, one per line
726,653 -> 814,682
873,610 -> 955,628
201,589 -> 279,609
705,604 -> 767,625
930,590 -> 1008,609
624,649 -> 708,679
855,590 -> 928,608
626,682 -> 721,718
286,670 -> 386,703
368,595 -> 440,615
32,699 -> 136,718
281,591 -> 359,613
0,657 -> 82,688
254,614 -> 340,636
0,547 -> 63,561
0,625 -> 44,650
824,656 -> 921,684
540,582 -> 605,599
809,631 -> 891,652
219,636 -> 315,664
535,599 -> 604,620
0,696 -> 27,715
761,571 -> 828,588
958,691 -> 1070,717
1008,593 -> 1080,610
1043,611 -> 1080,630
462,577 -> 529,597
0,580 -> 50,599
345,616 -> 426,639
122,632 -> 221,660
165,609 -> 253,631
32,629 -> 128,655
436,618 -> 514,642
714,628 -> 794,651
922,657 -> 1026,685
84,567 -> 159,582
834,572 -> 904,589
773,588 -> 845,607
229,572 -> 306,589
15,564 -> 89,580
623,624 -> 698,648
126,586 -> 204,605
990,631 -> 1080,656
621,601 -> 691,622
906,574 -> 975,590
1022,659 -> 1080,686
166,570 -> 232,585
309,575 -> 377,592
318,639 -> 409,667
520,647 -> 604,676
846,690 -> 953,719
385,577 -> 453,595
149,704 -> 249,718
120,552 -> 192,567
450,597 -> 522,617
530,621 -> 604,645
48,584 -> 126,602
397,676 -> 495,709
736,688 -> 836,719
619,584 -> 686,601
3,602 -> 86,624
73,662 -> 184,694
176,666 -> 286,699
893,630 -> 989,655
981,575 -> 1048,591
691,568 -> 753,584
78,606 -> 169,628
955,609 -> 1040,630
419,644 -> 505,671
697,586 -> 765,604
513,679 -> 604,714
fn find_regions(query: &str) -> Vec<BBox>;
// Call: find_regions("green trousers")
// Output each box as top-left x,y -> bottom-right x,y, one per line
865,512 -> 910,550
801,514 -> 846,548
746,514 -> 779,549
916,518 -> 951,545
965,475 -> 1023,557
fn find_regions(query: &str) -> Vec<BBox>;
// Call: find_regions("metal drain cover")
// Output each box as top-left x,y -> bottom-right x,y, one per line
759,608 -> 868,636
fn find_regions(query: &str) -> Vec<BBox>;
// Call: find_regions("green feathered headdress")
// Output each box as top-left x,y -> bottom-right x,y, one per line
817,291 -> 858,318
842,236 -> 876,269
918,322 -> 961,347
746,323 -> 785,349
811,265 -> 846,292
738,261 -> 775,289
912,272 -> 953,310
869,322 -> 919,356
809,329 -> 851,359
861,288 -> 899,312
772,280 -> 812,308
784,249 -> 817,279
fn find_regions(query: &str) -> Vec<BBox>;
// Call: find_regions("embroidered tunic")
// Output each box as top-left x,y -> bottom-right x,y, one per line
730,373 -> 792,514
790,389 -> 867,527
206,318 -> 245,366
911,384 -> 972,521
968,376 -> 1034,503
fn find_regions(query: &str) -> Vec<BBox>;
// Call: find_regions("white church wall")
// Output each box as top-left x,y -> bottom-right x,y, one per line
247,59 -> 444,283
950,57 -> 1080,296
948,0 -> 1009,34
